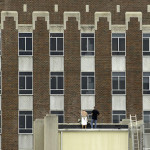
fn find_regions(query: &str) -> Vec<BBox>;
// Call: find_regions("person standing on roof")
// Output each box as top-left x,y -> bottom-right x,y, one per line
91,106 -> 99,128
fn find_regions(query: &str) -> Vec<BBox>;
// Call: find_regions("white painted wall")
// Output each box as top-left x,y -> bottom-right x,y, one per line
143,96 -> 150,110
19,96 -> 33,110
81,56 -> 95,72
19,57 -> 33,71
112,56 -> 125,72
50,56 -> 64,72
81,95 -> 95,110
112,95 -> 126,110
19,134 -> 33,150
50,96 -> 64,110
143,57 -> 150,72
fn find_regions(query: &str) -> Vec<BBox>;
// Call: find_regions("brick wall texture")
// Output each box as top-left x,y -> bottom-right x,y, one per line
2,18 -> 18,150
0,0 -> 149,149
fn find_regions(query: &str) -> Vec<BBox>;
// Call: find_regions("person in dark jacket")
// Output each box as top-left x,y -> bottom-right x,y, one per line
91,106 -> 99,128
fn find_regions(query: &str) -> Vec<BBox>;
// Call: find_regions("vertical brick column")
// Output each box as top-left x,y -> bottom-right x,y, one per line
126,18 -> 142,120
95,18 -> 111,123
33,18 -> 50,119
64,18 -> 80,123
2,18 -> 18,150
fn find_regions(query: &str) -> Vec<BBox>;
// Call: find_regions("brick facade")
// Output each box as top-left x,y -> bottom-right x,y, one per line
33,18 -> 50,119
95,18 -> 111,123
2,18 -> 18,150
64,18 -> 81,123
126,18 -> 142,120
0,0 -> 149,149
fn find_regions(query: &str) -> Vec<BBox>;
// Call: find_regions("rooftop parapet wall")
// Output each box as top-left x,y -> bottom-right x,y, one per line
1,0 -> 150,25
1,11 -> 149,32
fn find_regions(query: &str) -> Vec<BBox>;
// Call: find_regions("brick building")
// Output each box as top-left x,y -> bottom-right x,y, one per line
0,0 -> 149,149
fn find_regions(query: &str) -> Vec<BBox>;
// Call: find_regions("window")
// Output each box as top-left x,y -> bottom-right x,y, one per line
19,72 -> 33,94
19,111 -> 32,133
81,72 -> 95,94
51,111 -> 64,123
0,72 -> 1,95
112,72 -> 125,94
143,111 -> 150,133
143,33 -> 150,55
143,72 -> 150,94
112,111 -> 126,123
81,33 -> 94,55
50,33 -> 64,55
50,72 -> 64,94
112,33 -> 125,55
19,33 -> 32,55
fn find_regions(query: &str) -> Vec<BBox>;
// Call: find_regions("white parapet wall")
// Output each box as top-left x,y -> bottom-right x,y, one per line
58,129 -> 128,150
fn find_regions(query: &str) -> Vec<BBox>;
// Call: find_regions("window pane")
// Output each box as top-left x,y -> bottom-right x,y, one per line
143,38 -> 149,51
113,115 -> 119,123
26,77 -> 32,89
119,77 -> 125,89
51,77 -> 56,89
120,115 -> 126,121
26,116 -> 32,128
19,77 -> 25,89
19,116 -> 25,128
58,115 -> 64,123
57,38 -> 63,50
88,38 -> 94,51
82,77 -> 87,89
58,77 -> 63,89
119,38 -> 125,51
26,38 -> 32,50
112,38 -> 118,51
113,77 -> 118,89
19,38 -> 25,50
81,38 -> 87,51
143,77 -> 149,89
50,38 -> 56,50
88,77 -> 94,89
144,116 -> 150,123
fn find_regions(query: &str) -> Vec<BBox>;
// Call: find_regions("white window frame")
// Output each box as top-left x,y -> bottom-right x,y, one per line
143,33 -> 150,55
143,111 -> 150,134
49,33 -> 64,56
112,72 -> 126,95
18,32 -> 33,56
51,111 -> 64,123
143,72 -> 150,95
50,72 -> 64,95
112,110 -> 126,123
80,33 -> 95,56
81,72 -> 95,95
18,110 -> 33,134
111,33 -> 126,55
19,72 -> 33,95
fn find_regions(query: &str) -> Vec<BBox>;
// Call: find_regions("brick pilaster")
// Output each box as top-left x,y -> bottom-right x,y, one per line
126,18 -> 142,120
2,17 -> 18,150
95,18 -> 111,123
64,18 -> 81,123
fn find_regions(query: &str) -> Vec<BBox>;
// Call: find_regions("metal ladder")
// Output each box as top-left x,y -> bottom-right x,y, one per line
130,115 -> 140,150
